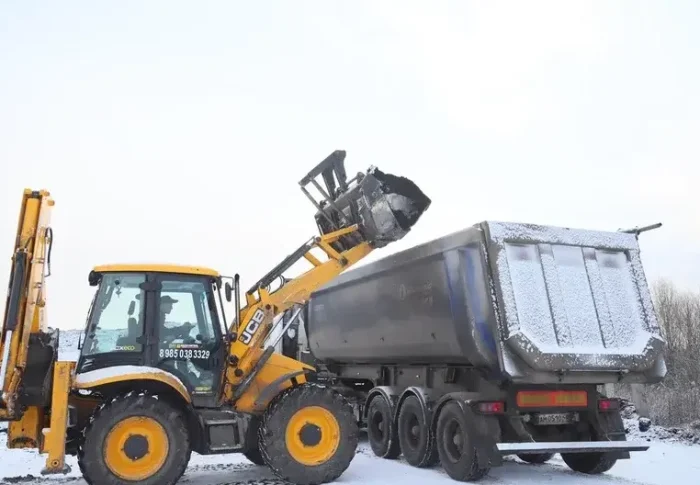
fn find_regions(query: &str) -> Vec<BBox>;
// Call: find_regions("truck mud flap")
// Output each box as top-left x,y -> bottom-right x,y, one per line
497,441 -> 650,455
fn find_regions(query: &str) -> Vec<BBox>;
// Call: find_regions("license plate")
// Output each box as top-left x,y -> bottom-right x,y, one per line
532,412 -> 579,426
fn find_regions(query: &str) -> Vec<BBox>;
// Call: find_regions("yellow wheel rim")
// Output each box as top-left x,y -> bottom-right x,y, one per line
285,406 -> 341,466
103,416 -> 169,481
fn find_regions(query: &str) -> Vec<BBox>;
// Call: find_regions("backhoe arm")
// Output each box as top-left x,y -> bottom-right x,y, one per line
0,189 -> 77,475
222,150 -> 430,406
0,189 -> 56,419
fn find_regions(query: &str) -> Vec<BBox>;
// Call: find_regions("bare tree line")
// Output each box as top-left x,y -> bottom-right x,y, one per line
614,279 -> 700,426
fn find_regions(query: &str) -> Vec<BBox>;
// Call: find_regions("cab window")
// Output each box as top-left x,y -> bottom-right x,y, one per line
83,273 -> 145,355
156,278 -> 220,395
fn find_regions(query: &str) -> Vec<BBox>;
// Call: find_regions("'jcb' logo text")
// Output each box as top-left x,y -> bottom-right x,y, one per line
239,308 -> 265,344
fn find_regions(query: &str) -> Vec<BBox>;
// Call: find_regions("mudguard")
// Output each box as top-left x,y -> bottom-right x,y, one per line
364,385 -> 401,419
72,365 -> 191,403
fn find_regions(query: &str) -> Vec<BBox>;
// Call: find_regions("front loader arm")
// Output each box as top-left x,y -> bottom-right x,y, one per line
222,150 -> 430,404
224,225 -> 373,392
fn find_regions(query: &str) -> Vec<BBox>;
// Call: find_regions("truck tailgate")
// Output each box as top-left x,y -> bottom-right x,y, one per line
484,221 -> 665,378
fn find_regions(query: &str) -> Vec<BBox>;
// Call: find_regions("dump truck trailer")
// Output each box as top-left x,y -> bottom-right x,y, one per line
278,220 -> 665,482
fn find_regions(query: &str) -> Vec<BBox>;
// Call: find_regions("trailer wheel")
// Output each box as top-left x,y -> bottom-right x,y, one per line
397,395 -> 439,467
517,452 -> 555,464
258,383 -> 358,485
78,393 -> 191,485
561,452 -> 617,474
366,395 -> 401,459
435,401 -> 490,481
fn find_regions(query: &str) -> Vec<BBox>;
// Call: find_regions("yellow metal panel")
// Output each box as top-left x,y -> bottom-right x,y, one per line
233,352 -> 311,414
73,369 -> 192,403
41,361 -> 74,474
92,263 -> 220,277
8,405 -> 43,449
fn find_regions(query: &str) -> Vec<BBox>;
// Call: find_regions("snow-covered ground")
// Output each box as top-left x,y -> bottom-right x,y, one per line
1,432 -> 699,485
1,329 -> 699,484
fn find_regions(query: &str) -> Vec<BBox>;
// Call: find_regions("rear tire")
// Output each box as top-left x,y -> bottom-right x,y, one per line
397,395 -> 438,467
258,383 -> 358,485
561,452 -> 617,474
78,392 -> 191,485
435,401 -> 490,482
366,395 -> 401,459
517,452 -> 555,464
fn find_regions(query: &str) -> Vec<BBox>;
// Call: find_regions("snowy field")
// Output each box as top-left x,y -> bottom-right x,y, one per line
1,432 -> 699,485
1,330 -> 699,485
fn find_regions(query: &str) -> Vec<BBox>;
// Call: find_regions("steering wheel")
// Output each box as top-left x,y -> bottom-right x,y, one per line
161,321 -> 196,346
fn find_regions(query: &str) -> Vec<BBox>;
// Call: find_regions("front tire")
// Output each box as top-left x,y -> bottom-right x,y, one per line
258,383 -> 358,485
78,393 -> 191,485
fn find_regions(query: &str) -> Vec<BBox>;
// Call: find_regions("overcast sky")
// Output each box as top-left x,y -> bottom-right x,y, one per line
1,1 -> 698,330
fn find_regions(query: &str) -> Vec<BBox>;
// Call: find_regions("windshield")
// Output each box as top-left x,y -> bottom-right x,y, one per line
82,273 -> 146,356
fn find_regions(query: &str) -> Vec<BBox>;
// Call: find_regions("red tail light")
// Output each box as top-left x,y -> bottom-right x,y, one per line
598,398 -> 619,411
477,401 -> 505,414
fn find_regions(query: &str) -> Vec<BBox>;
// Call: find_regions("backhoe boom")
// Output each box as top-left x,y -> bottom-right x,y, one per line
1,189 -> 57,419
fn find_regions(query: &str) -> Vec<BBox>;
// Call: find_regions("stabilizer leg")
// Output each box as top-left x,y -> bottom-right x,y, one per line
41,361 -> 74,475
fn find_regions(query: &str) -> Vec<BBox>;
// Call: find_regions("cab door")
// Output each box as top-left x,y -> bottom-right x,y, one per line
147,273 -> 227,406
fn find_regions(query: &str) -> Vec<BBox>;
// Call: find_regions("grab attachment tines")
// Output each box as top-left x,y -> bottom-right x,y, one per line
299,150 -> 431,251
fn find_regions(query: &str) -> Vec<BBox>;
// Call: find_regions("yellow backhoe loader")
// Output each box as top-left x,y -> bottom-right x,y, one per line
0,150 -> 430,485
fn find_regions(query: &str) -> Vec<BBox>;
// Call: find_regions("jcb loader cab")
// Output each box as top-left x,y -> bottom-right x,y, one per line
75,264 -> 229,407
0,150 -> 431,485
70,264 -> 335,485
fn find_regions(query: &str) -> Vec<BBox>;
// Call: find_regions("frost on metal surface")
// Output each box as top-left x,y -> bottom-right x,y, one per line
487,221 -> 640,251
73,365 -> 186,390
484,221 -> 665,374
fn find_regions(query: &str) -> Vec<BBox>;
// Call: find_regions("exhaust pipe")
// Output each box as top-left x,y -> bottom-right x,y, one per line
300,150 -> 431,250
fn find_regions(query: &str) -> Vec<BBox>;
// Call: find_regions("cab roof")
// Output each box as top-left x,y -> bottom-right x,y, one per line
91,264 -> 220,277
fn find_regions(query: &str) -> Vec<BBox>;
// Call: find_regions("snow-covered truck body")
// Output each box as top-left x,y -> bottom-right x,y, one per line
278,220 -> 664,481
306,220 -> 666,385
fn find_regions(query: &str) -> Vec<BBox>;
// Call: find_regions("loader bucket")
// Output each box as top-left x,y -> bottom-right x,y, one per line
357,167 -> 431,247
300,150 -> 430,250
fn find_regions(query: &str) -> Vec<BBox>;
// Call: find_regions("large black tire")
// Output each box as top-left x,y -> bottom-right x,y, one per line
435,401 -> 490,482
561,452 -> 617,474
243,447 -> 266,466
78,392 -> 191,485
242,416 -> 266,466
258,383 -> 358,485
366,395 -> 401,459
397,395 -> 439,467
517,452 -> 555,464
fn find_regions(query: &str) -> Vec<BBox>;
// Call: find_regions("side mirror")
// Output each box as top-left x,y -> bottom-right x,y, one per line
224,282 -> 233,303
88,270 -> 101,286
